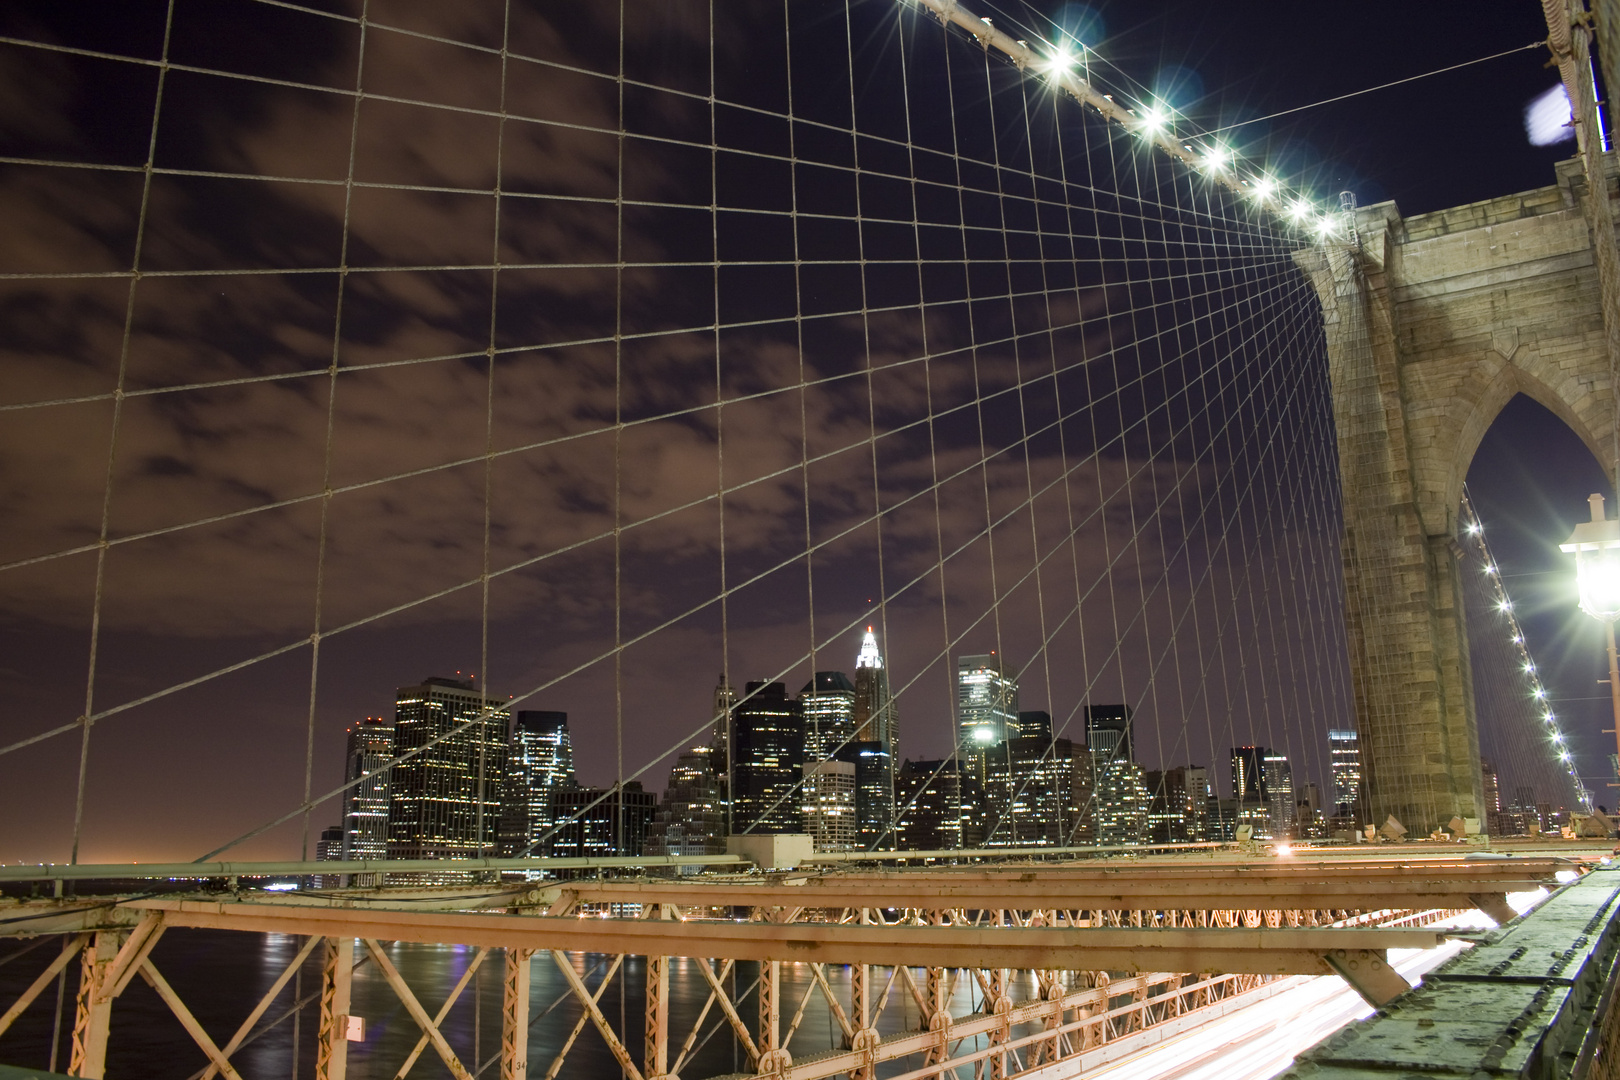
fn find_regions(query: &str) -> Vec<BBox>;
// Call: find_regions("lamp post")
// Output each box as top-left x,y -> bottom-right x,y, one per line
1560,493 -> 1620,804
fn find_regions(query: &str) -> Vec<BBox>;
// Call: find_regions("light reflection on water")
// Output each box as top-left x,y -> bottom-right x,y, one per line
0,930 -> 1036,1079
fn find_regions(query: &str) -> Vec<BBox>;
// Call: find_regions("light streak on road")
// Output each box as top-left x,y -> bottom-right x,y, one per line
1083,890 -> 1548,1080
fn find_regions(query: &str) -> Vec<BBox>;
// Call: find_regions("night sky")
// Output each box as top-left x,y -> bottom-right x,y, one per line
0,0 -> 1604,864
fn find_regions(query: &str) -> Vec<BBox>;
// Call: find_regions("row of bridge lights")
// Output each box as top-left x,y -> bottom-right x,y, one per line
896,1 -> 1349,240
1032,44 -> 1343,240
1468,516 -> 1590,804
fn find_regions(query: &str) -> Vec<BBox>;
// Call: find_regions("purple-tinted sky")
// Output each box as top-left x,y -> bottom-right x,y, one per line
0,0 -> 1600,863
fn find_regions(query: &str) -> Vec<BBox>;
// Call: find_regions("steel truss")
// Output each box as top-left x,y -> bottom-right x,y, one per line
0,854 -> 1572,1078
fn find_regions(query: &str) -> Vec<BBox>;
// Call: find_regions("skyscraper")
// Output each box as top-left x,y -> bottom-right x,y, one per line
498,710 -> 579,868
732,681 -> 805,834
799,672 -> 859,849
1226,746 -> 1275,839
1091,761 -> 1150,846
711,674 -> 737,832
958,654 -> 1018,776
1144,765 -> 1211,844
1084,705 -> 1133,763
800,671 -> 856,761
386,677 -> 510,877
801,760 -> 857,851
1230,746 -> 1269,802
853,627 -> 899,749
712,673 -> 737,764
1328,729 -> 1362,816
981,729 -> 1085,847
1480,759 -> 1501,815
313,824 -> 346,889
645,745 -> 728,870
837,741 -> 896,850
1263,751 -> 1294,839
340,716 -> 394,875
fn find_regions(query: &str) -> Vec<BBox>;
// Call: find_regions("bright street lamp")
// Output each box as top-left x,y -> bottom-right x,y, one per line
1560,492 -> 1620,801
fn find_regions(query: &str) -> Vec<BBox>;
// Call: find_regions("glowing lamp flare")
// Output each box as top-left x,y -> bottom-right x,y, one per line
1561,493 -> 1620,622
1044,43 -> 1076,74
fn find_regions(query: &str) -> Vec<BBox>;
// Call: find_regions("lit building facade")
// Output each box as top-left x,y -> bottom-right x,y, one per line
1091,760 -> 1150,846
1328,729 -> 1362,818
313,824 -> 345,889
1230,746 -> 1269,803
386,677 -> 510,877
547,784 -> 656,861
801,760 -> 857,851
800,671 -> 856,761
981,733 -> 1084,847
497,710 -> 579,869
837,740 -> 896,850
732,681 -> 805,834
895,758 -> 983,851
958,654 -> 1018,777
340,716 -> 394,877
1144,765 -> 1211,845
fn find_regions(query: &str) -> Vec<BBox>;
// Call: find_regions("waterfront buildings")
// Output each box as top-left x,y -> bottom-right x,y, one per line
386,677 -> 510,872
958,654 -> 1018,778
497,711 -> 579,867
732,681 -> 805,834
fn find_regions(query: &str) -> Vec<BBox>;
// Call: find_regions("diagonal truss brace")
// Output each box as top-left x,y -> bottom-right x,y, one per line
0,933 -> 87,1040
138,959 -> 246,1080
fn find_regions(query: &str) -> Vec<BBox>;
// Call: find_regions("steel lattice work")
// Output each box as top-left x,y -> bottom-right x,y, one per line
0,853 -> 1579,1078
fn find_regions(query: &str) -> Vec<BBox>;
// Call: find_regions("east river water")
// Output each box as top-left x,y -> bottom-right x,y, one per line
0,929 -> 1016,1078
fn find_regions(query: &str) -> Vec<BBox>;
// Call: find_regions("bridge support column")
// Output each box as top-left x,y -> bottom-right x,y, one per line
757,960 -> 789,1074
848,909 -> 878,1080
1298,239 -> 1484,835
68,930 -> 124,1078
645,951 -> 668,1079
315,937 -> 352,1080
502,948 -> 532,1080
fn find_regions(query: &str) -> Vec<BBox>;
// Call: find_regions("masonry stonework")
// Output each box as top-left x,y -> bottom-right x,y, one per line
1299,157 -> 1617,834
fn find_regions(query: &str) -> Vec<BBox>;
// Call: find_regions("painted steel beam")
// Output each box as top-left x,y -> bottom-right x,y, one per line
102,898 -> 1444,976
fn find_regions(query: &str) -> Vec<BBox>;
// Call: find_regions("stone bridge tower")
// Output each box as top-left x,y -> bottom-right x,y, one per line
1298,157 -> 1617,834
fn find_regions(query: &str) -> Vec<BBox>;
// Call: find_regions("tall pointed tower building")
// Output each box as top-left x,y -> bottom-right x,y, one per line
852,627 -> 898,752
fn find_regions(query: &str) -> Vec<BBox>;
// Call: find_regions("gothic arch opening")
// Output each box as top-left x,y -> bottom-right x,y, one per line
1462,393 -> 1612,823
